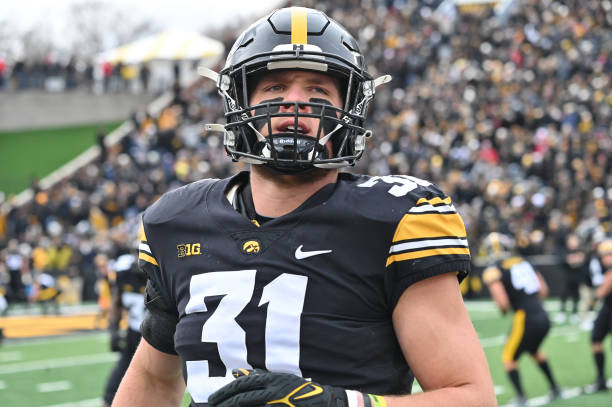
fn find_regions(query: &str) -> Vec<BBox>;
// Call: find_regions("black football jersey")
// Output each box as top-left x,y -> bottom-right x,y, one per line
110,253 -> 147,332
482,256 -> 545,313
138,171 -> 471,405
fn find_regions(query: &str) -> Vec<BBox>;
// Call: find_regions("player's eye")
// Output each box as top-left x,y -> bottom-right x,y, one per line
264,84 -> 284,92
311,86 -> 329,95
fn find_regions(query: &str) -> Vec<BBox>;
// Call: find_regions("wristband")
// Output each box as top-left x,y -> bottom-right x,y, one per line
345,390 -> 387,407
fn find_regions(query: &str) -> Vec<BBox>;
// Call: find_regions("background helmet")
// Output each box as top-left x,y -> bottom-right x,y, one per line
212,7 -> 382,173
480,232 -> 515,262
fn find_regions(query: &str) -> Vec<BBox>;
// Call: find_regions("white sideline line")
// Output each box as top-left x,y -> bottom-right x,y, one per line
37,380 -> 72,392
0,353 -> 118,374
478,323 -> 588,348
0,351 -> 22,362
42,398 -> 103,407
499,380 -> 612,406
3,332 -> 108,347
465,300 -> 562,313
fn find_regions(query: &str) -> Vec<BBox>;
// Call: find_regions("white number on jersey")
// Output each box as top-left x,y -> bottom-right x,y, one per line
121,292 -> 145,331
357,175 -> 431,197
510,261 -> 540,295
184,270 -> 308,403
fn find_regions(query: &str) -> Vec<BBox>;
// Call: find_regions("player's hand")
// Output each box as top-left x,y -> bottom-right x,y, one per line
208,369 -> 348,407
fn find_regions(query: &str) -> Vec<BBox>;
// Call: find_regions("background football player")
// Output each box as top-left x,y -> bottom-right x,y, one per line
482,232 -> 561,406
587,237 -> 612,392
113,7 -> 496,407
102,249 -> 146,407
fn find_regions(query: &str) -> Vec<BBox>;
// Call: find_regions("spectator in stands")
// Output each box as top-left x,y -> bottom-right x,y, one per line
0,56 -> 6,90
3,239 -> 27,303
140,63 -> 150,93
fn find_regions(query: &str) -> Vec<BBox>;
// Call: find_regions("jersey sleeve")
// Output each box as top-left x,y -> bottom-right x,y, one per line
385,185 -> 471,307
137,217 -> 179,354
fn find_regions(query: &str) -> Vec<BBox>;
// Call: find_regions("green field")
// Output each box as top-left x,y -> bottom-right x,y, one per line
0,300 -> 610,406
0,122 -> 123,196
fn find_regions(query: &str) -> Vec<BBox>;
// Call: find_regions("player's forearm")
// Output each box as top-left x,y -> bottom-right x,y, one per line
112,339 -> 185,406
382,383 -> 497,407
112,364 -> 185,406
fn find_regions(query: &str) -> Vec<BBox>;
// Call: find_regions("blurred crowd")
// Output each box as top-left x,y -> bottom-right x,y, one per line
0,0 -> 610,310
0,56 -> 163,94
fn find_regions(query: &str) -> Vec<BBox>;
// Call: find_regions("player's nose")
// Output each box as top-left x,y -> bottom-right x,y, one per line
280,85 -> 310,112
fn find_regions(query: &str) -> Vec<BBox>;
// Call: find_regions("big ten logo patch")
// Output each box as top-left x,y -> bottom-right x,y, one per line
177,243 -> 202,258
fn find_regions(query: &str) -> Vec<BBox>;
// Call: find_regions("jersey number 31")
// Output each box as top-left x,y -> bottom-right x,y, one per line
184,270 -> 307,403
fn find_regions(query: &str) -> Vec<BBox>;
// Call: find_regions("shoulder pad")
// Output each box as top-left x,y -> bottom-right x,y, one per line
483,266 -> 502,284
502,256 -> 524,270
144,178 -> 218,225
351,174 -> 453,220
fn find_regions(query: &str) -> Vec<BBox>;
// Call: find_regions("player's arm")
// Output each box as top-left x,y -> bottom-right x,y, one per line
596,268 -> 612,299
482,266 -> 510,313
108,282 -> 123,352
387,272 -> 497,407
536,272 -> 549,299
596,241 -> 612,299
112,337 -> 185,406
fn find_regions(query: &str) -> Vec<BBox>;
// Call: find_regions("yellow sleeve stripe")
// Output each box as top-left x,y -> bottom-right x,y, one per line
415,196 -> 451,206
138,222 -> 147,242
501,256 -> 523,269
291,7 -> 308,44
386,247 -> 470,267
392,212 -> 467,242
139,252 -> 158,266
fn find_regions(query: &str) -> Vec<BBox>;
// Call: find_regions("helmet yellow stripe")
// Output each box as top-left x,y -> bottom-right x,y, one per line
291,7 -> 308,44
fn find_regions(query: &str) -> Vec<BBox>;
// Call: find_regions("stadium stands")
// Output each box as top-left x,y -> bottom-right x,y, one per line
0,0 -> 610,307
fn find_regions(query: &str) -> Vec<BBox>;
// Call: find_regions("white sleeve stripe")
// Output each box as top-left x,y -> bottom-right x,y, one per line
389,238 -> 469,254
139,242 -> 152,254
409,204 -> 456,213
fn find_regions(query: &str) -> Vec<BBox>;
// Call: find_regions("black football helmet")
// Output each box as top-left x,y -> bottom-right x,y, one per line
201,6 -> 390,173
481,232 -> 515,262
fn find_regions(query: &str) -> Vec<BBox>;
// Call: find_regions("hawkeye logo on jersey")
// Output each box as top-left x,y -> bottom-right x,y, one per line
242,240 -> 261,255
177,243 -> 201,258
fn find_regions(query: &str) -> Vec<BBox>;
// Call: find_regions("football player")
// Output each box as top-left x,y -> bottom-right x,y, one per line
102,251 -> 146,407
113,7 -> 496,407
482,233 -> 561,406
587,237 -> 612,392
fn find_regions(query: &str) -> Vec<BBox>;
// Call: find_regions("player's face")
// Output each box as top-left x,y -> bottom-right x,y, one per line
249,70 -> 343,140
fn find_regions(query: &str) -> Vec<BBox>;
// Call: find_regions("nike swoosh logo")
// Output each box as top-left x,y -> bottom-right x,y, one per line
295,245 -> 332,260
